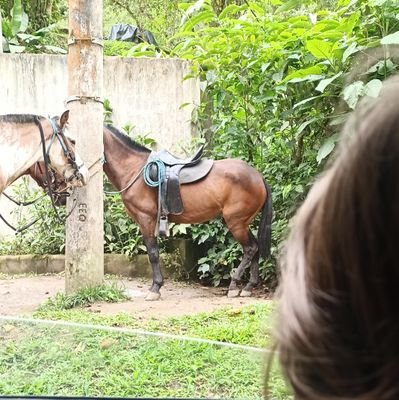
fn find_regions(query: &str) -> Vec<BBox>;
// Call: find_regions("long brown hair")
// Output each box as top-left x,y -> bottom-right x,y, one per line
270,76 -> 399,399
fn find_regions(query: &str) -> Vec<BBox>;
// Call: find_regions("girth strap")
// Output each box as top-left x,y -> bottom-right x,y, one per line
143,149 -> 214,237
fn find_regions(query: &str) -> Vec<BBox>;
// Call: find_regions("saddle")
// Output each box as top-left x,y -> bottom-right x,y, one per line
145,145 -> 214,235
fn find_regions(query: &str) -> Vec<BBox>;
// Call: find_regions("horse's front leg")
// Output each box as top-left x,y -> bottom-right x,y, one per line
143,235 -> 163,301
125,197 -> 163,301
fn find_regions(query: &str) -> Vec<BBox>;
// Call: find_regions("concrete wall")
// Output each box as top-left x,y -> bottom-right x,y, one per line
0,54 -> 200,237
0,239 -> 199,280
0,54 -> 200,152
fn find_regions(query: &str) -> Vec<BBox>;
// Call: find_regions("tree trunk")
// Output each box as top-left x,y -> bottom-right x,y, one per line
27,0 -> 57,30
0,0 -> 13,16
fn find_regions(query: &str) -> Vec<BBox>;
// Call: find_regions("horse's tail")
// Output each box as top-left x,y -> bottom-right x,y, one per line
257,180 -> 273,260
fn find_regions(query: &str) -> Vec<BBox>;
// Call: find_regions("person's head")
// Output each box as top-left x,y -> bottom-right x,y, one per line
270,75 -> 399,400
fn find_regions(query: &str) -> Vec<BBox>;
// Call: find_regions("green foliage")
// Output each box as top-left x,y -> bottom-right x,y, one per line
1,0 -> 66,53
103,192 -> 146,256
0,179 -> 147,258
103,0 -> 181,48
0,181 -> 66,255
103,39 -> 134,56
38,282 -> 129,311
191,219 -> 241,286
24,0 -> 67,31
103,98 -> 113,125
2,0 -> 399,288
171,0 -> 399,284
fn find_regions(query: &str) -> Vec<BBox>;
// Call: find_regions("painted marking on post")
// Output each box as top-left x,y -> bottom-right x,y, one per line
78,203 -> 88,222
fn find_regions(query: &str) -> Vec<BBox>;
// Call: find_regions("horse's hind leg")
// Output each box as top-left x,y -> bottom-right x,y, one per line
227,230 -> 258,298
240,254 -> 260,297
143,235 -> 164,301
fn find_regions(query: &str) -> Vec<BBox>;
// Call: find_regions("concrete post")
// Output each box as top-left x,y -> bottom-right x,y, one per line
65,0 -> 104,293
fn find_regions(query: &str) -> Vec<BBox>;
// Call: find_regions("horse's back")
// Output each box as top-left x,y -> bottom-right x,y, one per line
171,158 -> 266,224
214,158 -> 264,185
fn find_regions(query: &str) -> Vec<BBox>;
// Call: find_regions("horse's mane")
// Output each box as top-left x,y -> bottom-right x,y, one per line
0,114 -> 45,124
106,125 -> 151,154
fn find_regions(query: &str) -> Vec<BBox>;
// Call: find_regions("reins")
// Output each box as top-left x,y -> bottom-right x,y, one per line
2,191 -> 47,207
103,165 -> 145,195
143,159 -> 166,235
0,213 -> 40,234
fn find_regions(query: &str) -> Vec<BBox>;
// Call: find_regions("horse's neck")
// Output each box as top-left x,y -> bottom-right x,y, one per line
103,130 -> 149,191
0,122 -> 43,192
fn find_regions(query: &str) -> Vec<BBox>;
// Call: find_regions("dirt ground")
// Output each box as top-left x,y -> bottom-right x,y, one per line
0,274 -> 272,318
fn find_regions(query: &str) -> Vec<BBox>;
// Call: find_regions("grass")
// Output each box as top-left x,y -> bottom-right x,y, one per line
0,293 -> 292,399
0,324 -> 262,398
37,282 -> 129,311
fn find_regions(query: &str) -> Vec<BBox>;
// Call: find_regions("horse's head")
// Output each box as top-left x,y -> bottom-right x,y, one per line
45,111 -> 89,187
28,162 -> 69,206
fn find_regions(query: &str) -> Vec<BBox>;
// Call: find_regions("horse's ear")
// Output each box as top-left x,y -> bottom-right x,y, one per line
59,110 -> 70,129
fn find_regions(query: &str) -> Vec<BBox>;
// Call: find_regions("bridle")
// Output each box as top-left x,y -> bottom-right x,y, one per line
32,116 -> 78,223
45,117 -> 85,183
33,161 -> 70,204
0,117 -> 79,233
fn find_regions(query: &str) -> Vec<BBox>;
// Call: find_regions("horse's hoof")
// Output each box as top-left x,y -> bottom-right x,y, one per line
145,291 -> 161,301
240,289 -> 252,297
227,289 -> 241,298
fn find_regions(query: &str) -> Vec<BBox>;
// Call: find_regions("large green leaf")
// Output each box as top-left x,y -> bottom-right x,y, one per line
364,79 -> 382,98
293,95 -> 322,109
184,0 -> 211,17
11,0 -> 28,36
248,2 -> 265,17
317,134 -> 339,164
2,18 -> 12,39
342,42 -> 359,63
315,72 -> 342,93
9,44 -> 25,53
381,31 -> 399,45
295,118 -> 319,138
181,10 -> 215,32
339,12 -> 360,35
306,39 -> 333,60
43,45 -> 68,54
219,4 -> 242,19
275,0 -> 302,13
342,81 -> 364,109
282,65 -> 323,83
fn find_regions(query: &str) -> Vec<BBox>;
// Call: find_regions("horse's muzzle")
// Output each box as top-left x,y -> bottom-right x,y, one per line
71,164 -> 90,186
78,164 -> 90,185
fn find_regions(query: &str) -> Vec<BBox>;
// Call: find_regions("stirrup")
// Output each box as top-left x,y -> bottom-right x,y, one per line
159,215 -> 169,237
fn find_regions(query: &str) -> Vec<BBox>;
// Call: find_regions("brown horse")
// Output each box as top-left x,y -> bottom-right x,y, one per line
28,125 -> 272,300
26,162 -> 71,206
0,111 -> 89,194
